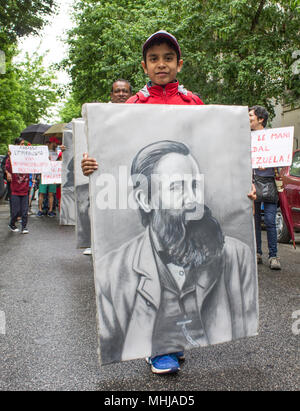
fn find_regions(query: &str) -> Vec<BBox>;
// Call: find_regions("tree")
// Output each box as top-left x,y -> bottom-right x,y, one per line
175,0 -> 300,115
0,49 -> 59,153
0,0 -> 57,48
16,51 -> 59,124
63,0 -> 300,116
0,0 -> 59,153
0,48 -> 26,154
59,93 -> 82,123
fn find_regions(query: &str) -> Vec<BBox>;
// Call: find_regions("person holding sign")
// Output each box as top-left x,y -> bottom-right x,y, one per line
37,137 -> 59,218
81,31 -> 258,374
249,105 -> 281,270
5,137 -> 30,234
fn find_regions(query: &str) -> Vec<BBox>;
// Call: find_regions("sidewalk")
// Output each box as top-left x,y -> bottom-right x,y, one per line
0,199 -> 299,391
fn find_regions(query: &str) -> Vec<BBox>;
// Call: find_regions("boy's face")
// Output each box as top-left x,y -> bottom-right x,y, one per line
142,42 -> 183,87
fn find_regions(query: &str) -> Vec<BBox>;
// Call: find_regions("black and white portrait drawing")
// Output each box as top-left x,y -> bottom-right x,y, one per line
84,103 -> 258,365
60,123 -> 76,226
72,119 -> 91,248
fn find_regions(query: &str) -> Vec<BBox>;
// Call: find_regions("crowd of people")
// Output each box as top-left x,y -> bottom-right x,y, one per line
1,136 -> 63,233
1,30 -> 289,375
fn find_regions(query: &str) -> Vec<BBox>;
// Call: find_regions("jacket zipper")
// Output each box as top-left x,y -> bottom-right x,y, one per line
163,87 -> 167,104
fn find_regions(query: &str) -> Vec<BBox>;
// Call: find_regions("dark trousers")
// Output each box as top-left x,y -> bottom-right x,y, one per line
254,201 -> 278,258
10,194 -> 29,229
7,183 -> 12,215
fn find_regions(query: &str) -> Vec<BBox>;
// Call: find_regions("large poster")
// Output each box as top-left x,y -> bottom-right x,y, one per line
84,103 -> 258,365
72,119 -> 91,248
60,123 -> 76,225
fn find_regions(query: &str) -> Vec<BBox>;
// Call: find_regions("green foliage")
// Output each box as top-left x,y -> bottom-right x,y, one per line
0,49 -> 26,154
0,0 -> 59,154
176,0 -> 300,116
0,0 -> 57,48
63,0 -> 300,117
59,94 -> 82,123
0,50 -> 58,154
16,52 -> 58,124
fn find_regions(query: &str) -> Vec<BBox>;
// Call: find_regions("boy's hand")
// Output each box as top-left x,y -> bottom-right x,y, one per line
81,153 -> 98,176
247,183 -> 256,201
6,171 -> 12,182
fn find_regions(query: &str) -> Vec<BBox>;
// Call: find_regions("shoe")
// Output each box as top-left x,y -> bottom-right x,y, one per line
269,257 -> 281,270
173,351 -> 185,361
21,228 -> 29,234
37,211 -> 43,217
146,354 -> 180,374
28,209 -> 33,215
48,211 -> 55,217
8,224 -> 19,233
83,248 -> 92,255
257,253 -> 263,264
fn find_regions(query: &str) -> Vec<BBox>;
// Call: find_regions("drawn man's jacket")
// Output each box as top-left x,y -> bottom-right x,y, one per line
95,227 -> 258,364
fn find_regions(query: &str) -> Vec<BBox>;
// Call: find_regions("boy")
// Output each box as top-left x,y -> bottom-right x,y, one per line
126,30 -> 203,105
6,138 -> 30,234
82,30 -> 203,173
81,31 -> 204,374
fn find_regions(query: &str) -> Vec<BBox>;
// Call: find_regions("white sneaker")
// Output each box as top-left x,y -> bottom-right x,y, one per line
8,224 -> 19,232
269,256 -> 281,270
83,248 -> 92,255
21,228 -> 29,234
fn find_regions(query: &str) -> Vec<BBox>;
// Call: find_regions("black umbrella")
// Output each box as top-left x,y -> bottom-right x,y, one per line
20,124 -> 52,144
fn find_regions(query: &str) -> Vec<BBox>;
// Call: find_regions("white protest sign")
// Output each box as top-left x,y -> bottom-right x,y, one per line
41,161 -> 62,184
251,126 -> 294,168
9,145 -> 50,174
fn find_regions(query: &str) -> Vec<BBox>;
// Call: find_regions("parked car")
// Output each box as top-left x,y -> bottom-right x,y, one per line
0,154 -> 8,200
277,149 -> 300,243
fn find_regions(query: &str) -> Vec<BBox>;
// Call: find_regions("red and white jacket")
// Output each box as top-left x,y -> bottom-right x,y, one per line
126,81 -> 204,105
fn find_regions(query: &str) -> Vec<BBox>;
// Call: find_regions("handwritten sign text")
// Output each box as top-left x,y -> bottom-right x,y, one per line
42,161 -> 62,184
9,145 -> 50,174
251,127 -> 294,168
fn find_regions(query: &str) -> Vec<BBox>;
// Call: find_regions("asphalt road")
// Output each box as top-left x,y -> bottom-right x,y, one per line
0,199 -> 299,391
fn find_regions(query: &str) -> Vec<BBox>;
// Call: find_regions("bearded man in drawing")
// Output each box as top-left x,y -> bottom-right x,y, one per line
95,140 -> 258,364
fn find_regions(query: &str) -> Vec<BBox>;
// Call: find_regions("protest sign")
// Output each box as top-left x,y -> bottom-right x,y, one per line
251,126 -> 294,168
41,161 -> 62,184
72,119 -> 91,249
60,124 -> 76,226
84,103 -> 258,365
9,145 -> 50,174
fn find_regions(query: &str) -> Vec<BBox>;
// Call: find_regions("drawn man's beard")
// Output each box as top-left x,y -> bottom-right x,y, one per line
151,205 -> 224,268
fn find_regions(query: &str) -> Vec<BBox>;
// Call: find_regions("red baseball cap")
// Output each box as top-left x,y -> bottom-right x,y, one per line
142,30 -> 181,60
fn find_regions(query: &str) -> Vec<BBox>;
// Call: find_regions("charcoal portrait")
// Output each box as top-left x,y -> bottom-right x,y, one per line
84,103 -> 258,365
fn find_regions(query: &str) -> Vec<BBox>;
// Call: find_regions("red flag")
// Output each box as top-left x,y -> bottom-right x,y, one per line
275,177 -> 296,249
